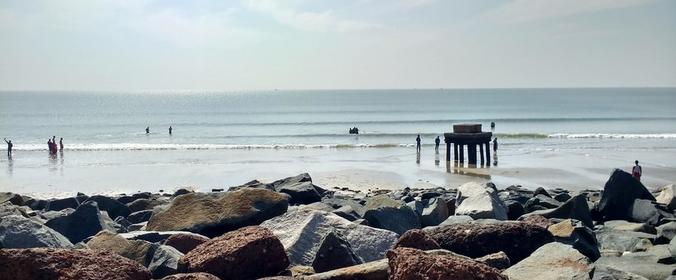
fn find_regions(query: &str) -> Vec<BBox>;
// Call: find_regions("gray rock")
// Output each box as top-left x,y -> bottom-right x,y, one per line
45,197 -> 79,211
554,192 -> 572,203
475,251 -> 511,270
656,221 -> 676,243
594,247 -> 676,280
85,195 -> 131,219
303,259 -> 389,280
592,265 -> 649,280
0,192 -> 25,206
363,195 -> 420,234
548,219 -> 600,261
44,201 -> 117,244
603,220 -> 656,234
128,210 -> 154,224
0,215 -> 73,248
332,205 -> 360,221
455,182 -> 508,220
598,169 -> 655,221
148,244 -> 184,278
525,194 -> 594,229
419,197 -> 450,227
655,184 -> 676,210
630,199 -> 662,226
39,209 -> 75,221
119,231 -> 196,243
312,231 -> 363,273
260,209 -> 398,266
596,229 -> 656,252
277,181 -> 322,205
524,194 -> 562,212
504,242 -> 592,280
438,215 -> 474,226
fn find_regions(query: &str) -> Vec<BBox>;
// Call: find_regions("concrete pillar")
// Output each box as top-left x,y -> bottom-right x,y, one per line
446,142 -> 451,162
485,142 -> 491,167
480,143 -> 485,166
459,144 -> 464,163
453,143 -> 459,162
468,144 -> 477,165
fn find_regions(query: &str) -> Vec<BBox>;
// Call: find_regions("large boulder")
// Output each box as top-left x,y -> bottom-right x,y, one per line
85,195 -> 131,219
146,188 -> 289,237
629,199 -> 666,226
276,181 -> 322,205
656,221 -> 676,243
521,194 -> 594,228
524,194 -> 562,212
592,265 -> 649,280
127,198 -> 166,213
86,231 -> 154,265
0,214 -> 73,248
311,231 -> 363,273
178,226 -> 288,280
455,182 -> 507,220
655,184 -> 676,210
303,259 -> 389,280
362,195 -> 420,235
603,220 -> 655,234
596,229 -> 656,252
594,246 -> 676,280
419,197 -> 450,227
148,244 -> 184,279
393,229 -> 441,251
163,232 -> 210,254
387,247 -> 507,280
425,222 -> 554,263
503,242 -> 593,280
261,209 -> 398,266
0,192 -> 25,205
45,196 -> 79,211
44,201 -> 117,244
548,219 -> 600,261
127,209 -> 154,224
0,248 -> 151,280
598,169 -> 655,221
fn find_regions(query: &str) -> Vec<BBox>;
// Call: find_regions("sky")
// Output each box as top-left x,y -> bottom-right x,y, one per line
0,0 -> 675,91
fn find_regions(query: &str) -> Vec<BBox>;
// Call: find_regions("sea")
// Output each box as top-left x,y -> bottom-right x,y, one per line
1,88 -> 675,196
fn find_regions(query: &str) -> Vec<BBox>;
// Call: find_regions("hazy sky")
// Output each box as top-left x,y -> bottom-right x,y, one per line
1,0 -> 675,91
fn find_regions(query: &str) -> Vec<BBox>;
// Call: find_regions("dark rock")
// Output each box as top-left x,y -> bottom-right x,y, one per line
0,248 -> 151,280
26,198 -> 48,210
505,200 -> 525,220
503,242 -> 592,280
312,231 -> 363,273
363,195 -> 421,234
598,169 -> 655,221
161,273 -> 221,280
178,226 -> 289,280
521,214 -> 551,228
387,247 -> 507,280
0,192 -> 25,206
114,216 -> 132,229
146,188 -> 289,237
128,209 -> 154,224
420,197 -> 450,227
277,181 -> 322,205
173,188 -> 192,197
524,194 -> 562,212
127,198 -> 165,213
425,222 -> 554,263
117,195 -> 138,204
548,219 -> 600,261
45,197 -> 79,211
554,192 -> 572,203
148,244 -> 184,278
303,259 -> 389,280
393,229 -> 441,250
421,191 -> 442,200
475,251 -> 510,270
44,201 -> 117,244
332,205 -> 360,221
268,173 -> 312,189
533,187 -> 551,198
522,193 -> 594,229
85,195 -> 131,219
164,232 -> 210,254
0,214 -> 73,248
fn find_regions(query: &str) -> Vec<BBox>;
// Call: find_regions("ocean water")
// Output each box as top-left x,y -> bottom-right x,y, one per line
1,88 -> 676,195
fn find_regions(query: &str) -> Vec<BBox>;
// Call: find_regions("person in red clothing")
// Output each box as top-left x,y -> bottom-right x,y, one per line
632,160 -> 642,182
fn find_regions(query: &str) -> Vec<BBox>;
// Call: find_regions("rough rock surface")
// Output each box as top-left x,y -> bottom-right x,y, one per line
86,231 -> 154,265
425,222 -> 554,263
594,249 -> 676,280
146,188 -> 289,237
261,209 -> 398,266
504,242 -> 592,280
0,214 -> 73,248
475,251 -> 511,270
85,195 -> 132,219
548,219 -> 600,261
415,197 -> 450,227
362,195 -> 420,234
521,214 -> 552,228
303,259 -> 389,280
45,197 -> 79,211
524,194 -> 594,229
598,169 -> 655,221
161,273 -> 221,280
455,182 -> 508,220
164,232 -> 210,254
44,201 -> 117,243
0,248 -> 151,280
311,231 -> 363,273
596,229 -> 656,252
592,265 -> 649,280
276,181 -> 322,205
655,184 -> 676,210
178,226 -> 288,280
148,244 -> 184,278
387,247 -> 507,280
393,229 -> 441,250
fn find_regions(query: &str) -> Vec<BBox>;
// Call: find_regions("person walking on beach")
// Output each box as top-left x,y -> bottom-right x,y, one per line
146,126 -> 150,134
4,138 -> 12,157
632,160 -> 642,182
169,126 -> 172,135
59,138 -> 64,151
493,137 -> 498,152
416,134 -> 421,153
435,136 -> 440,153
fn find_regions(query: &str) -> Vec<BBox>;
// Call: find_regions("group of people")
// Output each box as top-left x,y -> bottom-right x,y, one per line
47,136 -> 63,154
146,126 -> 173,135
415,135 -> 498,154
348,127 -> 359,134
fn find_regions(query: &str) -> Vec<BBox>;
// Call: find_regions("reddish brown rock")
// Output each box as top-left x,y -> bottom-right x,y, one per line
0,248 -> 151,280
425,222 -> 554,263
386,247 -> 507,280
392,229 -> 441,250
164,233 -> 210,254
521,214 -> 551,228
178,226 -> 289,280
161,273 -> 221,280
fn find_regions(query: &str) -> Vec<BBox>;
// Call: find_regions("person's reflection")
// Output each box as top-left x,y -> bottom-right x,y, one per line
7,155 -> 13,176
416,151 -> 420,165
493,153 -> 499,166
434,151 -> 440,166
59,150 -> 64,175
49,152 -> 58,172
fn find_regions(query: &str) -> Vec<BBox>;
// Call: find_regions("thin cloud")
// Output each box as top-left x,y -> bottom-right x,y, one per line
483,0 -> 658,24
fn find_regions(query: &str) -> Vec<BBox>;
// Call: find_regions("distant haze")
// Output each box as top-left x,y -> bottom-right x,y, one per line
1,0 -> 675,91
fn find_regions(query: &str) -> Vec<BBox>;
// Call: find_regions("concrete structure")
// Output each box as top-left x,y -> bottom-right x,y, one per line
444,124 -> 493,166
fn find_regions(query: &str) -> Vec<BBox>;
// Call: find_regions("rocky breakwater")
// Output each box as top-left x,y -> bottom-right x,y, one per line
1,170 -> 675,279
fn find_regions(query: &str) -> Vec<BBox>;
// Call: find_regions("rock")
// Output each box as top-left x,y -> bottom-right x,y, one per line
0,248 -> 151,280
420,197 -> 450,227
555,192 -> 573,203
438,215 -> 474,226
161,273 -> 221,280
44,201 -> 117,244
362,195 -> 420,235
148,244 -> 184,278
173,188 -> 193,197
594,249 -> 676,280
86,231 -> 154,265
504,242 -> 592,280
603,220 -> 656,234
312,231 -> 363,273
0,214 -> 73,248
630,199 -> 664,226
85,195 -> 131,219
119,230 -> 198,243
524,194 -> 594,229
533,187 -> 551,197
164,232 -> 210,254
268,173 -> 312,188
475,251 -> 511,270
598,169 -> 655,221
548,219 -> 600,261
521,214 -> 552,228
455,182 -> 508,220
178,226 -> 288,280
505,200 -> 525,220
656,184 -> 676,210
277,181 -> 322,205
128,209 -> 154,224
656,221 -> 676,243
592,265 -> 649,280
303,259 -> 389,280
260,209 -> 398,266
332,205 -> 360,221
0,192 -> 25,205
387,247 -> 507,280
45,197 -> 79,211
596,229 -> 656,252
670,238 -> 676,259
127,198 -> 165,213
393,229 -> 441,250
146,188 -> 289,237
425,222 -> 554,263
524,194 -> 562,212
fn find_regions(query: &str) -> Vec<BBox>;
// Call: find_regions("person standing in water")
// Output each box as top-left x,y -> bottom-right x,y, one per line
491,122 -> 496,131
632,160 -> 642,182
146,126 -> 150,134
4,138 -> 12,157
47,138 -> 53,153
493,137 -> 498,152
169,126 -> 172,135
416,134 -> 421,153
59,138 -> 64,151
434,136 -> 440,153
